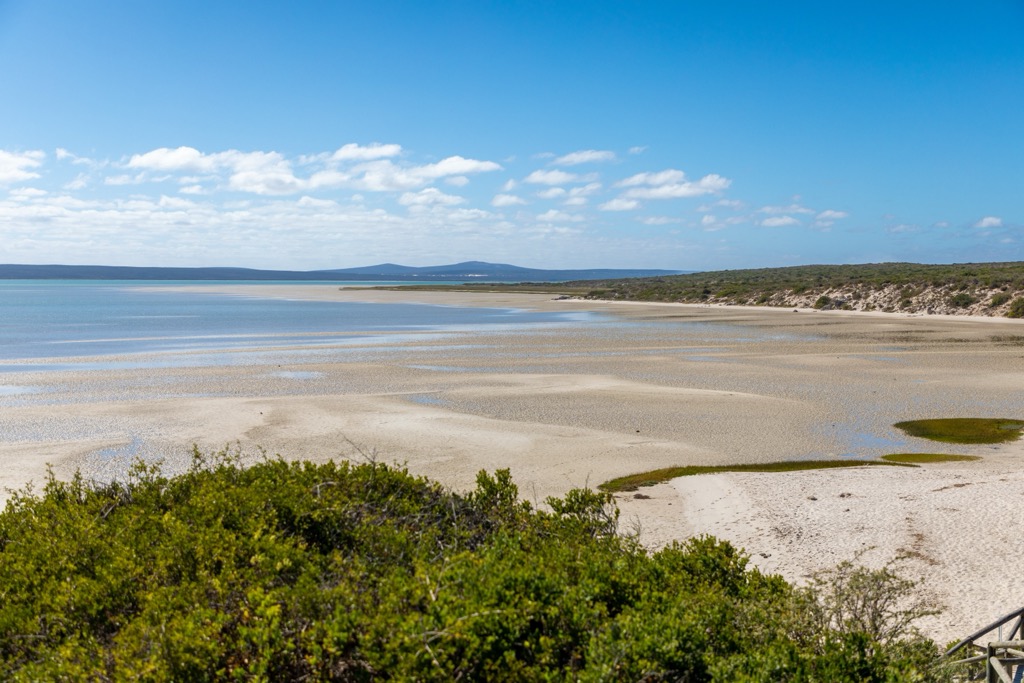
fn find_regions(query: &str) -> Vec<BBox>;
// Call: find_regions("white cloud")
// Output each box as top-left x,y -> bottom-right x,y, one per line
296,196 -> 338,208
105,173 -> 147,186
640,216 -> 678,225
128,146 -> 217,172
65,174 -> 90,190
537,187 -> 566,199
0,150 -> 45,184
622,173 -> 731,199
628,146 -> 647,155
501,179 -> 518,191
617,169 -> 685,187
537,209 -> 584,222
760,203 -> 814,215
973,216 -> 1002,228
551,149 -> 615,166
349,156 -> 500,191
331,143 -> 402,161
398,188 -> 465,207
599,198 -> 639,211
562,183 -> 601,206
524,169 -> 579,185
701,215 -> 718,226
760,216 -> 800,227
491,193 -> 526,207
814,209 -> 850,228
570,182 -> 601,197
8,187 -> 47,199
419,156 -> 501,178
715,199 -> 745,210
226,152 -> 304,195
445,175 -> 469,187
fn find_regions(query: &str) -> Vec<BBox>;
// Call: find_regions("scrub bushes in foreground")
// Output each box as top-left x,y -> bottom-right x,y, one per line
0,451 -> 943,681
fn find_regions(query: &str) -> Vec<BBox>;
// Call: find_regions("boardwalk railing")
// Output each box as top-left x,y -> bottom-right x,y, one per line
942,607 -> 1024,682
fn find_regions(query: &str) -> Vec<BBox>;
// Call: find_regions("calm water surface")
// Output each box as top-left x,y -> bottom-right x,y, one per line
0,281 -> 599,366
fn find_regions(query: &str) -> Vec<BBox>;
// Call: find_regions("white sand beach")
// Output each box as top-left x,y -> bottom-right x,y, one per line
2,285 -> 1022,645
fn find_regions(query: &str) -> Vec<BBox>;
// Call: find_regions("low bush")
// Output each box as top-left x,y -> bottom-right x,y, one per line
1008,297 -> 1024,318
0,452 -> 944,680
948,292 -> 976,308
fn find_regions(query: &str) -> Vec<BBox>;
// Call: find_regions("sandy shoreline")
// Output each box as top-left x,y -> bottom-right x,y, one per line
2,285 -> 1022,644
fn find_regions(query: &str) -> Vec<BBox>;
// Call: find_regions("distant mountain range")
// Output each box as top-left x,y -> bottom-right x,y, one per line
0,262 -> 685,283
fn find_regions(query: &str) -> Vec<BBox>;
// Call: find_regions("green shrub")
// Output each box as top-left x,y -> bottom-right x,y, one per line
948,292 -> 975,308
989,292 -> 1011,307
0,453 -> 943,680
813,295 -> 832,309
1008,297 -> 1024,318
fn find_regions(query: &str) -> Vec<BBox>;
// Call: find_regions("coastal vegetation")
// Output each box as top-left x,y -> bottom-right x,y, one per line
0,452 -> 944,681
561,261 -> 1024,317
597,460 -> 911,493
880,453 -> 982,464
893,418 -> 1024,444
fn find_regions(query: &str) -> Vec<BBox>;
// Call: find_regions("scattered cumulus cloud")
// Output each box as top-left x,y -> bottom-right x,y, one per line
618,169 -> 731,199
640,216 -> 679,225
537,209 -> 583,222
0,150 -> 45,183
760,216 -> 800,227
551,149 -> 615,166
524,169 -> 580,185
599,198 -> 639,211
398,188 -> 466,207
814,209 -> 849,227
537,188 -> 567,199
491,193 -> 526,207
628,146 -> 647,155
973,216 -> 1002,228
331,143 -> 402,161
759,203 -> 814,215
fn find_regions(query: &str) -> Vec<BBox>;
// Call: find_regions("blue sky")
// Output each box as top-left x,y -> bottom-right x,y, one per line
0,1 -> 1021,271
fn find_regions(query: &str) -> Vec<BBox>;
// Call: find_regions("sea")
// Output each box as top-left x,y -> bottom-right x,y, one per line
0,280 -> 599,371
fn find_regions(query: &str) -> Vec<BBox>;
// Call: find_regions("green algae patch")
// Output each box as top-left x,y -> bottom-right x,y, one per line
599,460 -> 912,493
893,418 -> 1024,444
881,453 -> 981,464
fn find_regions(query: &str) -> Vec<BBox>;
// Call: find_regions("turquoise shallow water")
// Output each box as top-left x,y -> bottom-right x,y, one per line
0,281 -> 598,365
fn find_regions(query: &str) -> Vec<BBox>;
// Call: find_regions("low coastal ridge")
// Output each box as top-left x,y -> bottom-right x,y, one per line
562,261 -> 1024,318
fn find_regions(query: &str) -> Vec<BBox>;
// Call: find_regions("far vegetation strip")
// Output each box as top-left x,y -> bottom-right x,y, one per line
373,261 -> 1024,317
598,460 -> 913,493
564,261 -> 1024,310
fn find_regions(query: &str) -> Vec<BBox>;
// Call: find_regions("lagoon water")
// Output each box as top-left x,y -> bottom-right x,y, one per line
0,281 -> 598,368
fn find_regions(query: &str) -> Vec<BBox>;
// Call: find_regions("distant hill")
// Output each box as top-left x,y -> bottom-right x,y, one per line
0,262 -> 684,283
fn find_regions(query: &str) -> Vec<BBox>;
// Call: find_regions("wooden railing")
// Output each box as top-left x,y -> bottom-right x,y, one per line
942,608 -> 1024,682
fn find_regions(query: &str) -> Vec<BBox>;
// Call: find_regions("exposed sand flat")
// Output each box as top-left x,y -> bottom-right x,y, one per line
2,285 -> 1022,644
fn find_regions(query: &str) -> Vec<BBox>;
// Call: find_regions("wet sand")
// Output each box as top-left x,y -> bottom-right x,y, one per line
2,285 -> 1022,643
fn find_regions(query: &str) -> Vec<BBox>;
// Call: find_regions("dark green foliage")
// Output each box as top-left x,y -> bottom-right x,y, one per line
948,292 -> 975,308
894,418 -> 1024,444
1008,297 -> 1024,318
989,292 -> 1011,307
0,453 -> 942,680
813,295 -> 832,309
